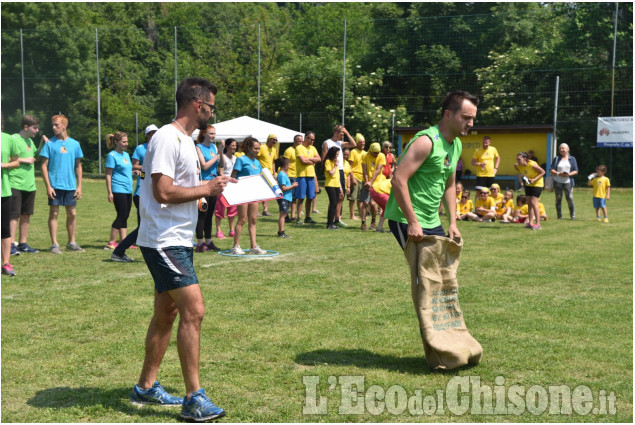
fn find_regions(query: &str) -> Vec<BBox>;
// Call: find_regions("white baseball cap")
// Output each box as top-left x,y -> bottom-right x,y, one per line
145,124 -> 159,135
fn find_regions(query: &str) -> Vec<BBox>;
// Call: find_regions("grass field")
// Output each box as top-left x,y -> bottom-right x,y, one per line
1,178 -> 632,423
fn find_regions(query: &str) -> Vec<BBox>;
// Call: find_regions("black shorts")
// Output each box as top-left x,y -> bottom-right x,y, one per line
525,186 -> 543,198
1,196 -> 11,239
475,176 -> 495,190
10,189 -> 36,218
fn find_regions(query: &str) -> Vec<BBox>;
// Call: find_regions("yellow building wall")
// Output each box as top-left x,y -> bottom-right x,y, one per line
396,130 -> 549,176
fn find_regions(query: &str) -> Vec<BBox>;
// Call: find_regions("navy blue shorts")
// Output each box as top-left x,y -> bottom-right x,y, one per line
48,189 -> 77,207
140,246 -> 199,294
295,177 -> 315,200
388,220 -> 446,250
277,198 -> 290,214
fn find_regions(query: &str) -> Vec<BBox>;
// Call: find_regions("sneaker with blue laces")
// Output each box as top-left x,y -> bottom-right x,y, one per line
180,388 -> 225,422
130,381 -> 184,407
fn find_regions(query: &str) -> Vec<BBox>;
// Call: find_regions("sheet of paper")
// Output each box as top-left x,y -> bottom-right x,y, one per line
220,174 -> 281,206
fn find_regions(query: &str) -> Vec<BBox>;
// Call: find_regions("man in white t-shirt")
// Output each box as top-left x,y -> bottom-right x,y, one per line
131,77 -> 232,422
321,124 -> 356,226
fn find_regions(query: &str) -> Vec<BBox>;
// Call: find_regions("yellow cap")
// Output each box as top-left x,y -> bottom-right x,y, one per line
370,143 -> 381,153
355,133 -> 365,143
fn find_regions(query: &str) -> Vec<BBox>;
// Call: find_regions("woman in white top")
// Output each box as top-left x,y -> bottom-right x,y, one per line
214,138 -> 238,239
549,143 -> 578,220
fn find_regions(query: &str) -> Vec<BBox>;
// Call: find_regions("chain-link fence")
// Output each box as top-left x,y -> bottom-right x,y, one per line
1,3 -> 632,184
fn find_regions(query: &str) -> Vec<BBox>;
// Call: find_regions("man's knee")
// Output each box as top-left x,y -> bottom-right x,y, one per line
180,301 -> 205,324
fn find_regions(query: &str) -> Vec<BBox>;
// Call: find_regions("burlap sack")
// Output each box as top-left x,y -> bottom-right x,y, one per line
404,235 -> 482,370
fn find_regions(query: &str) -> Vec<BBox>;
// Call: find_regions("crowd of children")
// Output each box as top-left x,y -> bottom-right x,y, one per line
0,113 -> 616,274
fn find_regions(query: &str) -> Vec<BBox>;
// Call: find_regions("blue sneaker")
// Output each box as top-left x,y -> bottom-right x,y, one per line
180,388 -> 226,422
17,243 -> 39,253
10,244 -> 20,256
130,381 -> 183,406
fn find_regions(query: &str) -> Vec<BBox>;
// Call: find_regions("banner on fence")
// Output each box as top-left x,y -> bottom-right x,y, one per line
596,116 -> 633,148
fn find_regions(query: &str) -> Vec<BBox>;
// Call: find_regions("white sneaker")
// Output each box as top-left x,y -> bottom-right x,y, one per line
230,245 -> 245,255
249,245 -> 267,255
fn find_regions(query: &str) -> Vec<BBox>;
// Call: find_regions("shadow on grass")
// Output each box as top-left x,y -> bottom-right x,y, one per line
296,349 -> 480,376
26,386 -> 178,420
295,349 -> 431,375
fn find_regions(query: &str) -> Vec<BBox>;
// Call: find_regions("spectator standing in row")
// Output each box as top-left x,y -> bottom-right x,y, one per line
588,165 -> 611,222
471,136 -> 499,198
321,125 -> 356,227
258,134 -> 278,217
195,125 -> 222,252
382,141 -> 395,179
294,131 -> 320,225
231,137 -> 266,255
40,114 -> 84,254
9,115 -> 40,254
323,146 -> 343,230
283,134 -> 302,222
104,132 -> 133,250
549,143 -> 578,220
214,138 -> 238,239
275,156 -> 297,237
110,124 -> 157,262
347,133 -> 366,221
361,142 -> 385,231
2,126 -> 23,276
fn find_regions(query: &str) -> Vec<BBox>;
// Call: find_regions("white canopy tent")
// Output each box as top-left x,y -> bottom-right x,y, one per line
210,116 -> 303,144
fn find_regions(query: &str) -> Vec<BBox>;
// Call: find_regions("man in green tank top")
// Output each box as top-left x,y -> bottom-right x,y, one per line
384,90 -> 478,248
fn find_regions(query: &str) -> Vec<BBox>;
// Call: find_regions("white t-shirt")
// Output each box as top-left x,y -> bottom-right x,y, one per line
554,157 -> 572,184
323,139 -> 344,170
137,124 -> 200,248
221,154 -> 236,177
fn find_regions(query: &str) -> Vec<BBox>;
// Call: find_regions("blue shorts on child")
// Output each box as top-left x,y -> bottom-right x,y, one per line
277,198 -> 290,214
592,197 -> 606,208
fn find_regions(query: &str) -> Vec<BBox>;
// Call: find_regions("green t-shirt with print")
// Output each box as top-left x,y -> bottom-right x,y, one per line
1,132 -> 25,197
9,133 -> 37,191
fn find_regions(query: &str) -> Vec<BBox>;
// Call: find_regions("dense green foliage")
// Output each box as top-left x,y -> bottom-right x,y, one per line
1,2 -> 632,184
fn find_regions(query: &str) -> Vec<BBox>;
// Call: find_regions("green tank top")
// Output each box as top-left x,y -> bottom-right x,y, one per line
384,125 -> 462,229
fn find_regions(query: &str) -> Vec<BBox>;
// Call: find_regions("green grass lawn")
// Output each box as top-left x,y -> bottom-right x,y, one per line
2,178 -> 632,422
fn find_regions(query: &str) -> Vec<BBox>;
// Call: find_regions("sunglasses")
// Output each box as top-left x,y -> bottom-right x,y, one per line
199,100 -> 216,113
461,196 -> 469,199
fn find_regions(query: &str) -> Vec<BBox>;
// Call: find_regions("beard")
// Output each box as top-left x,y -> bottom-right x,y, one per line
197,113 -> 209,131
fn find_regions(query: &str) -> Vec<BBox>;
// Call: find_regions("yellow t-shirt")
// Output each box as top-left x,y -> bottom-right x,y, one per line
591,176 -> 611,198
295,144 -> 319,178
496,199 -> 513,215
283,146 -> 297,178
517,160 -> 544,187
257,144 -> 278,173
458,199 -> 474,215
514,204 -> 529,216
363,152 -> 387,189
472,146 -> 499,177
343,160 -> 351,190
234,152 -> 245,158
349,148 -> 366,181
374,178 -> 392,195
539,202 -> 547,216
475,197 -> 496,214
324,159 -> 340,188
